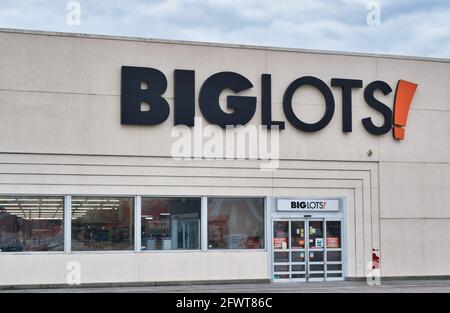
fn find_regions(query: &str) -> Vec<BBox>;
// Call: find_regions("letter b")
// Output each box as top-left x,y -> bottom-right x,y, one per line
121,66 -> 170,125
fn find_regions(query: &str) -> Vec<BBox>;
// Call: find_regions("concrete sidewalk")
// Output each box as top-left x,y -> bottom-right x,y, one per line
1,279 -> 450,293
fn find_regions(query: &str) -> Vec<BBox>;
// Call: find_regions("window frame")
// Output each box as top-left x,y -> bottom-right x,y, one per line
205,196 -> 267,252
70,195 -> 136,253
139,196 -> 203,252
0,194 -> 66,255
0,194 -> 268,254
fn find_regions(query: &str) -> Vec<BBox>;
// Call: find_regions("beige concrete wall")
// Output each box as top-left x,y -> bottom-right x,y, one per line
0,251 -> 267,286
0,29 -> 449,284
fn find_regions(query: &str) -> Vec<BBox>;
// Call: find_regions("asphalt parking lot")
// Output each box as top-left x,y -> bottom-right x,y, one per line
1,279 -> 450,293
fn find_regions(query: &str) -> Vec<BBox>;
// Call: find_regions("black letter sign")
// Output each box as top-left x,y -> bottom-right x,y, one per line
362,81 -> 393,135
331,78 -> 363,132
283,76 -> 335,132
261,74 -> 285,130
199,72 -> 256,128
174,69 -> 195,126
121,66 -> 170,125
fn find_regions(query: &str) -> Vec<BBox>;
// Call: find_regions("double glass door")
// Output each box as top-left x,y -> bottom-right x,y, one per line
272,219 -> 343,282
171,218 -> 200,250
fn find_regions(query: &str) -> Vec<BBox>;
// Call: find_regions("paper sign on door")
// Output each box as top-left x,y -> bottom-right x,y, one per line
273,238 -> 288,249
326,237 -> 340,248
315,238 -> 324,248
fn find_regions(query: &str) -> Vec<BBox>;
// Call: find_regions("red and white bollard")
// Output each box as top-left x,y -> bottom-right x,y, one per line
372,248 -> 380,269
367,248 -> 381,286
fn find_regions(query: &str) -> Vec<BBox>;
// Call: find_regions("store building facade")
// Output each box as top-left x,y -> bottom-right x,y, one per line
0,29 -> 449,287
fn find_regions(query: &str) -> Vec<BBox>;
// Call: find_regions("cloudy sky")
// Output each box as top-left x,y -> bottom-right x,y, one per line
0,0 -> 449,58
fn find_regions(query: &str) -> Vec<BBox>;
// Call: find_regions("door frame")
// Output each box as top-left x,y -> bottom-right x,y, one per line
306,218 -> 326,282
271,219 -> 293,282
267,197 -> 347,283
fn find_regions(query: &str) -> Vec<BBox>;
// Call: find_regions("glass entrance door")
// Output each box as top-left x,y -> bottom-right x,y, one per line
272,220 -> 290,280
272,219 -> 343,282
307,219 -> 325,281
324,220 -> 344,281
290,220 -> 306,280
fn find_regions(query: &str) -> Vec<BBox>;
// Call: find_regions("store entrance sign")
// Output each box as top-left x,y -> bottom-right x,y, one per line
121,66 -> 418,140
277,199 -> 339,212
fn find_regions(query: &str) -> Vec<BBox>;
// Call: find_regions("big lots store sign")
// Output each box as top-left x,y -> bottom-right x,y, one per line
121,66 -> 418,140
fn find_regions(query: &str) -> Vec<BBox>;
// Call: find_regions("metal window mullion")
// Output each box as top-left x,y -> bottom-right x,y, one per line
287,220 -> 291,280
135,196 -> 141,252
64,195 -> 72,253
271,219 -> 275,280
324,219 -> 328,281
201,196 -> 208,251
266,197 -> 272,280
341,218 -> 344,279
305,218 -> 309,282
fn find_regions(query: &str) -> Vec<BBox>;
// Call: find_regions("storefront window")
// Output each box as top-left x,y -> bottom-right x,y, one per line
0,196 -> 64,252
141,197 -> 201,250
71,197 -> 134,251
290,220 -> 305,249
207,198 -> 264,249
273,221 -> 289,250
326,221 -> 342,248
308,220 -> 324,249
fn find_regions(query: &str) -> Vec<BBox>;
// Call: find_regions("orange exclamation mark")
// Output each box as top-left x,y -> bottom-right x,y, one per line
393,80 -> 418,140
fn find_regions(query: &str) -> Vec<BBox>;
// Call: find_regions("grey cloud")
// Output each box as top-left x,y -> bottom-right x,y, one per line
0,0 -> 448,58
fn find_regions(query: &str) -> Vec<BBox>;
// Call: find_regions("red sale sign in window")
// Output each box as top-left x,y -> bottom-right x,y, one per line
326,237 -> 340,248
273,238 -> 288,249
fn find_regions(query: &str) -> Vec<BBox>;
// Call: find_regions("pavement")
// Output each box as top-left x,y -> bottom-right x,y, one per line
1,279 -> 450,293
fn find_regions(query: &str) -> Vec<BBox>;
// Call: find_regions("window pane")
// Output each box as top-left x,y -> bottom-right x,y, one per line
327,264 -> 342,271
274,265 -> 289,272
291,251 -> 306,262
327,251 -> 342,262
274,274 -> 289,279
273,221 -> 289,250
208,198 -> 264,249
308,220 -> 324,249
310,264 -> 324,271
0,196 -> 64,252
292,264 -> 305,272
290,220 -> 305,249
326,221 -> 342,248
274,251 -> 289,263
309,250 -> 324,262
71,197 -> 134,251
141,197 -> 201,250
